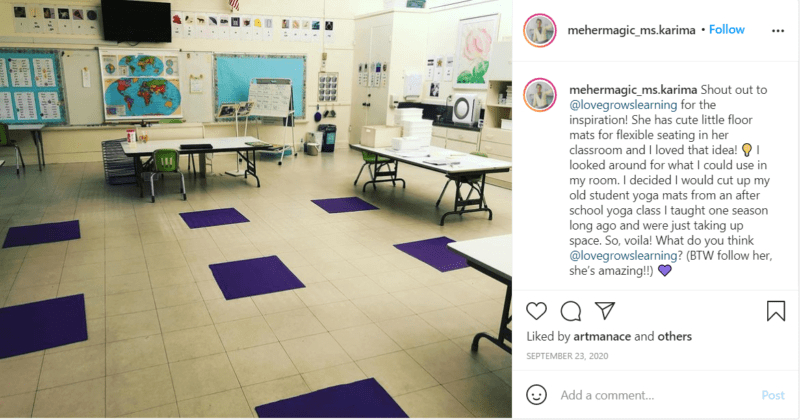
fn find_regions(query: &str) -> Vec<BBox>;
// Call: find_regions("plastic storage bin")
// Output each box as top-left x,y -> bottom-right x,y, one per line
361,125 -> 403,148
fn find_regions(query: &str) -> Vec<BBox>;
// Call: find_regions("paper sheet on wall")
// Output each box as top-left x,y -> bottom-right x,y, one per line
324,20 -> 335,43
13,4 -> 30,33
311,19 -> 321,42
183,13 -> 196,38
280,18 -> 290,41
14,92 -> 37,120
71,7 -> 86,35
425,56 -> 434,80
190,76 -> 203,94
33,58 -> 56,88
219,14 -> 230,39
171,11 -> 182,38
196,13 -> 208,39
38,91 -> 60,120
230,15 -> 241,39
434,56 -> 443,81
28,5 -> 44,33
290,18 -> 300,41
301,18 -> 311,42
0,60 -> 8,88
42,5 -> 58,34
242,16 -> 253,41
444,56 -> 454,81
9,59 -> 32,88
85,7 -> 100,35
0,92 -> 13,120
57,6 -> 71,34
207,14 -> 218,39
261,17 -> 274,40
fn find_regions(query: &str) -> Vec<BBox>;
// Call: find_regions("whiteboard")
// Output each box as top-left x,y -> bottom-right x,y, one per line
248,78 -> 292,118
62,49 -> 103,125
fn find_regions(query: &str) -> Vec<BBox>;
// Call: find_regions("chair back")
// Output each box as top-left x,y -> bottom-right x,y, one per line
153,149 -> 179,172
0,123 -> 9,146
362,151 -> 388,163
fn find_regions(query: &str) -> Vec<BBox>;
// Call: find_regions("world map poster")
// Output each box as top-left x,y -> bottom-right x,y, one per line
99,49 -> 182,121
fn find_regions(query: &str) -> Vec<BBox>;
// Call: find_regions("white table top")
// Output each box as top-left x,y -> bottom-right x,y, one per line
352,145 -> 511,175
8,124 -> 46,130
447,234 -> 512,283
121,136 -> 269,156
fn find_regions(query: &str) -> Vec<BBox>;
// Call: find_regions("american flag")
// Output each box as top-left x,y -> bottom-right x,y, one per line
229,0 -> 239,11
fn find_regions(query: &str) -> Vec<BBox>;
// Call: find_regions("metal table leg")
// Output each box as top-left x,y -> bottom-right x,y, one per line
469,261 -> 512,354
239,150 -> 260,187
440,173 -> 493,226
31,130 -> 42,171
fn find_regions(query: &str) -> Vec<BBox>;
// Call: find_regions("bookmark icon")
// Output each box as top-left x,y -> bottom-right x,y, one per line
595,302 -> 615,320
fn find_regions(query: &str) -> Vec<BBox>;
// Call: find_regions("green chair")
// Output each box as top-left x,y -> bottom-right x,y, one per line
436,151 -> 488,208
0,123 -> 25,174
149,149 -> 186,203
354,151 -> 405,192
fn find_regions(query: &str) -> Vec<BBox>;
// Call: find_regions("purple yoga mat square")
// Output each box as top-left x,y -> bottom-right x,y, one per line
255,378 -> 408,418
311,197 -> 379,214
180,208 -> 250,229
209,256 -> 305,300
394,236 -> 468,272
0,294 -> 88,359
3,220 -> 81,248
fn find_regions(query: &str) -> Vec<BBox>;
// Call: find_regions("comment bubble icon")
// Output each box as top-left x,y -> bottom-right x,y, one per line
561,301 -> 582,321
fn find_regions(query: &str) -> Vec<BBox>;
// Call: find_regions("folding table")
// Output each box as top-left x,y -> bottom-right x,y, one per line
448,234 -> 512,353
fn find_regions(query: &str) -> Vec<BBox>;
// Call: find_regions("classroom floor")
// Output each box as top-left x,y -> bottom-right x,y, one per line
0,147 -> 512,418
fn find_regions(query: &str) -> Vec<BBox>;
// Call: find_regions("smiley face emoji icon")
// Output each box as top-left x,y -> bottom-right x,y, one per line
527,384 -> 547,405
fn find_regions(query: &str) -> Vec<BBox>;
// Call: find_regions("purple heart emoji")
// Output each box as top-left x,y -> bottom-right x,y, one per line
658,264 -> 672,276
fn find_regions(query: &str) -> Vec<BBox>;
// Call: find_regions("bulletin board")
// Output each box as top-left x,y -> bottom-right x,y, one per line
0,48 -> 68,125
213,54 -> 306,119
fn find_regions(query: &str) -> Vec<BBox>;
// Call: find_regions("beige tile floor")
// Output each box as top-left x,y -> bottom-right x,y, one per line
0,147 -> 511,418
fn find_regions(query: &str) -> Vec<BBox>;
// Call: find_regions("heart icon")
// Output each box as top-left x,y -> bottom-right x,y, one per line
658,264 -> 672,276
526,302 -> 547,320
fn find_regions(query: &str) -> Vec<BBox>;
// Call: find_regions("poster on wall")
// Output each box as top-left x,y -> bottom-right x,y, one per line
196,13 -> 209,39
444,55 -> 454,81
28,4 -> 44,33
86,7 -> 101,35
42,5 -> 58,34
324,20 -> 335,43
13,5 -> 29,33
219,14 -> 231,39
98,49 -> 182,121
71,7 -> 86,35
207,14 -> 219,39
452,14 -> 499,90
57,7 -> 71,34
171,11 -> 182,38
280,18 -> 290,41
242,16 -> 253,41
311,19 -> 321,42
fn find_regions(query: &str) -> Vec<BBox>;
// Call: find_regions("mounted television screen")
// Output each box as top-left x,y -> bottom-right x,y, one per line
102,0 -> 171,43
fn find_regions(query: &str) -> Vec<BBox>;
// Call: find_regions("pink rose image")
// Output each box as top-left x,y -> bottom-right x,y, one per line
462,28 -> 493,64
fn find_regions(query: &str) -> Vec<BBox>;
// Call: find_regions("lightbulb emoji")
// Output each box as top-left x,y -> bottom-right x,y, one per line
742,143 -> 752,157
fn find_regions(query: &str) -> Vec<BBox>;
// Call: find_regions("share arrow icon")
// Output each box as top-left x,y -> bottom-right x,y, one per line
595,302 -> 615,320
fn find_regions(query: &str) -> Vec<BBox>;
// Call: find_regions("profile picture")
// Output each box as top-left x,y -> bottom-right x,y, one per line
525,14 -> 556,47
14,6 -> 26,18
524,78 -> 556,112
